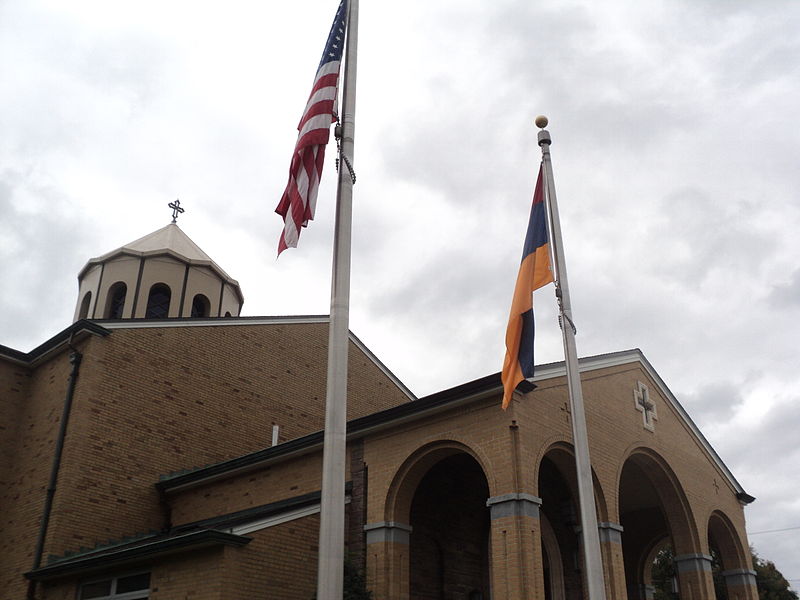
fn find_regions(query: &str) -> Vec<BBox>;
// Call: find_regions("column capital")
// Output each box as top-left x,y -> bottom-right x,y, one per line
598,521 -> 624,544
674,553 -> 713,573
721,568 -> 757,588
486,493 -> 542,519
364,521 -> 412,545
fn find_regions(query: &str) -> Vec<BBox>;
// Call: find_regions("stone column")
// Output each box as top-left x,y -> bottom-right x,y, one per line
722,568 -> 759,600
674,553 -> 716,600
598,522 -> 628,600
364,521 -> 412,600
486,493 -> 543,600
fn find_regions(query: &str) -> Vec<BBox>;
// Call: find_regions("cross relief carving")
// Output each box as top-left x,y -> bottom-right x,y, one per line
634,381 -> 658,432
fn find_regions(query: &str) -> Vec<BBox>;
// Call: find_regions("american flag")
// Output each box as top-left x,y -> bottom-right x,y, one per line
275,0 -> 348,255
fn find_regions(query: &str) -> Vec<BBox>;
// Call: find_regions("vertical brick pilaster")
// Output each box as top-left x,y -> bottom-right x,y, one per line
487,493 -> 544,600
364,521 -> 412,600
674,553 -> 716,600
348,440 -> 366,569
598,522 -> 627,599
722,568 -> 758,600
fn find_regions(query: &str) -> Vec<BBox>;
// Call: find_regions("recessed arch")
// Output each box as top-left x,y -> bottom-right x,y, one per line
145,283 -> 171,319
384,440 -> 493,524
381,441 -> 492,599
536,442 -> 609,599
78,291 -> 92,320
707,510 -> 747,570
535,440 -> 609,523
191,293 -> 211,318
616,447 -> 700,553
617,447 -> 701,600
104,281 -> 127,319
540,511 -> 566,600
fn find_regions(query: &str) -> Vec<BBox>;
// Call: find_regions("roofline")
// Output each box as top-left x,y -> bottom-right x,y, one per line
157,349 -> 752,503
0,320 -> 110,367
2,315 -> 417,404
96,315 -> 416,402
631,352 -> 754,504
77,248 -> 245,305
25,529 -> 250,582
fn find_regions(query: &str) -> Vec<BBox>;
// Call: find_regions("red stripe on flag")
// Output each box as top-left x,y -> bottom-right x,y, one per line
275,2 -> 346,255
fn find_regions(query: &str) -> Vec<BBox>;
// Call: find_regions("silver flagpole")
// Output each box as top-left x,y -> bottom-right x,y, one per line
537,116 -> 607,599
317,0 -> 358,598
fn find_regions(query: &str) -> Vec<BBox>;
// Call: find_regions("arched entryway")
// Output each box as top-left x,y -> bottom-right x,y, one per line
536,443 -> 608,600
708,511 -> 756,600
376,442 -> 493,600
618,449 -> 704,600
408,452 -> 490,600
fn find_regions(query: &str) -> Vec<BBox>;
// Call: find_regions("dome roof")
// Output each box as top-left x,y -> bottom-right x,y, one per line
74,222 -> 244,321
78,223 -> 240,291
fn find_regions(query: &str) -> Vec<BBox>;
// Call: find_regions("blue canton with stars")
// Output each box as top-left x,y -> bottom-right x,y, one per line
318,0 -> 347,69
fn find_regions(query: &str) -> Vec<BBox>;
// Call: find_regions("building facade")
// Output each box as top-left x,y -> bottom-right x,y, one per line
0,224 -> 758,599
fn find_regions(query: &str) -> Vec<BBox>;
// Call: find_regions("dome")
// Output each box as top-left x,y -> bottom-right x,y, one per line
73,223 -> 244,321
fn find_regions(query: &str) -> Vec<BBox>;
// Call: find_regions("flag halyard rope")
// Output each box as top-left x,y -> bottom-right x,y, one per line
334,117 -> 356,184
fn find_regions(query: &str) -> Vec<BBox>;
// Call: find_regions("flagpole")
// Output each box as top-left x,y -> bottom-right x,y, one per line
537,116 -> 607,599
317,0 -> 358,598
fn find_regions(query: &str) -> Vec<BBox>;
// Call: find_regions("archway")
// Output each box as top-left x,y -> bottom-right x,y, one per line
78,291 -> 92,319
104,282 -> 127,319
618,449 -> 701,600
145,283 -> 171,318
536,444 -> 608,600
191,293 -> 210,317
406,452 -> 491,600
708,511 -> 751,599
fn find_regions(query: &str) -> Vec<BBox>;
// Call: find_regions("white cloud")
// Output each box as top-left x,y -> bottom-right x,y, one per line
2,0 -> 799,584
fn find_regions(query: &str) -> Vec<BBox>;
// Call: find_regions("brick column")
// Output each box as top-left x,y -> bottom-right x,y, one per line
722,568 -> 758,600
674,553 -> 716,600
348,441 -> 366,568
598,522 -> 628,600
486,493 -> 544,600
364,521 -> 412,600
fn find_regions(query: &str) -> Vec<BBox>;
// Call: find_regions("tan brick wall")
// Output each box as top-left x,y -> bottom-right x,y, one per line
0,358 -> 30,502
0,346 -> 82,600
4,327 -> 755,600
2,320 -> 409,597
358,362 -> 753,599
222,517 -> 320,600
169,451 -> 334,526
150,547 -> 225,600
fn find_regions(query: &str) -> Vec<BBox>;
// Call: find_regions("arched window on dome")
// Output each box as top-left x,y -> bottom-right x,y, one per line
104,282 -> 127,319
191,294 -> 210,318
78,291 -> 92,320
145,283 -> 171,319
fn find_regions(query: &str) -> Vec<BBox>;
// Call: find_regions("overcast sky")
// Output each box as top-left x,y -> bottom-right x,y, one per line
1,0 -> 798,586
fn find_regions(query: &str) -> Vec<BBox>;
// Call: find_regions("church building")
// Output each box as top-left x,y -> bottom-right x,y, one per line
0,219 -> 759,599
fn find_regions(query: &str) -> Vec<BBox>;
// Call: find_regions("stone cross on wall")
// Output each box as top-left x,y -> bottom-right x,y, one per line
634,381 -> 658,432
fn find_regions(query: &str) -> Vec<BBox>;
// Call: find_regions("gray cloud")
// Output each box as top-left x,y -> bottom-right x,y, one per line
769,269 -> 800,309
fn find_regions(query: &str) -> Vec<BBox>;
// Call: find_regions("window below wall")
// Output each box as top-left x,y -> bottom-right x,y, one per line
79,571 -> 150,600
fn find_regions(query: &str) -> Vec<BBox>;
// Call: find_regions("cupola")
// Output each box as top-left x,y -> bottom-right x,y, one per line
73,211 -> 243,321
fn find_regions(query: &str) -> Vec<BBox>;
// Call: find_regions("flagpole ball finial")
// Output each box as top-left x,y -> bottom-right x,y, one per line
535,115 -> 549,129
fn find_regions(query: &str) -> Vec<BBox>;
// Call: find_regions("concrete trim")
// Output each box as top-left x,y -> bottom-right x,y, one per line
364,521 -> 412,545
486,493 -> 542,519
674,553 -> 713,573
598,522 -> 624,544
721,569 -> 757,587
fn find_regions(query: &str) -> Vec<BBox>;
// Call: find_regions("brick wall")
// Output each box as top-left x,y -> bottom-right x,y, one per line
2,320 -> 410,597
0,346 -> 82,600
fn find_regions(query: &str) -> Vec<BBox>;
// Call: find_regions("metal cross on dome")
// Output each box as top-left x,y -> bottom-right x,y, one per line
168,199 -> 185,224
